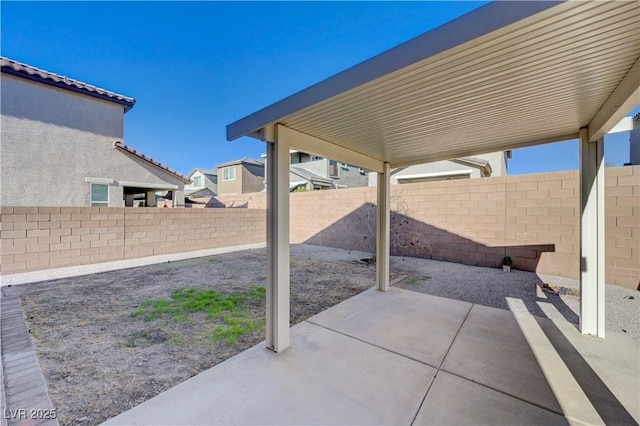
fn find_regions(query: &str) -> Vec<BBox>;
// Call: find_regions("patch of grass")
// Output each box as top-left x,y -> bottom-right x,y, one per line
405,275 -> 431,285
251,286 -> 266,301
207,257 -> 218,263
212,315 -> 264,345
132,288 -> 248,322
131,287 -> 265,345
290,260 -> 299,268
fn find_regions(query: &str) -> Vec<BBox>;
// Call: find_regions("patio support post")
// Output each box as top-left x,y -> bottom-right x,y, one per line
266,131 -> 290,352
376,162 -> 391,292
579,128 -> 605,338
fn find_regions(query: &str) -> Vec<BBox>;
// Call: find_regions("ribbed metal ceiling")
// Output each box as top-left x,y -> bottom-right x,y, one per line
229,1 -> 640,167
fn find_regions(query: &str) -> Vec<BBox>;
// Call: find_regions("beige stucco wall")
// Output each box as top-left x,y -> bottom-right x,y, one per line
242,164 -> 265,193
218,164 -> 264,195
1,75 -> 184,207
218,166 -> 242,194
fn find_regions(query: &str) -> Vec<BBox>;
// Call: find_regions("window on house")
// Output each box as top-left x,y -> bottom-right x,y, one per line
90,184 -> 109,207
193,176 -> 202,187
223,166 -> 236,181
328,160 -> 339,178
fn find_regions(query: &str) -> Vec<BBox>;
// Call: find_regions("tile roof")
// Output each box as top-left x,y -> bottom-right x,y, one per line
113,141 -> 190,183
1,57 -> 136,112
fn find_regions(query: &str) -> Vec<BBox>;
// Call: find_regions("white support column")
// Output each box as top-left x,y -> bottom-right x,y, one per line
376,163 -> 391,292
579,128 -> 605,338
265,133 -> 290,352
146,191 -> 156,207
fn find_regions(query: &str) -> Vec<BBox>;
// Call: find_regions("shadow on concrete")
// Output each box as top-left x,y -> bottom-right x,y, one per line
539,316 -> 638,425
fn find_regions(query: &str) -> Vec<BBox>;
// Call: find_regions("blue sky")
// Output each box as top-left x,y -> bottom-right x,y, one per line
2,1 -> 637,176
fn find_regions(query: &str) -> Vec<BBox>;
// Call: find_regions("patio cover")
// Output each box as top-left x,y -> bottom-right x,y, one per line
227,1 -> 640,352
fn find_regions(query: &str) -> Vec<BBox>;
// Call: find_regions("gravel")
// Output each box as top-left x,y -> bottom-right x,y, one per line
388,254 -> 640,342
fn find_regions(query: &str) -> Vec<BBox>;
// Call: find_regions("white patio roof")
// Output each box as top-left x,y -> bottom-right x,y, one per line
227,1 -> 639,169
226,0 -> 640,352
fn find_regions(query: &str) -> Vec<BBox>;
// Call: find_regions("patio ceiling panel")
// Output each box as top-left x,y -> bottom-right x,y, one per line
227,1 -> 640,168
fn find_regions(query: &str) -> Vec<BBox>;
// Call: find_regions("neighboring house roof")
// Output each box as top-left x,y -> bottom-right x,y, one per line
217,157 -> 264,168
187,168 -> 217,179
290,166 -> 332,186
1,56 -> 136,112
113,141 -> 190,183
452,156 -> 492,175
185,187 -> 215,197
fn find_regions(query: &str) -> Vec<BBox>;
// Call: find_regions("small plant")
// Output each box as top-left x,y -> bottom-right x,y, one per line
501,256 -> 513,272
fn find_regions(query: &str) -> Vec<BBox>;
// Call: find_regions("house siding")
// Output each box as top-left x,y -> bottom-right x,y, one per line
218,166 -> 243,194
368,152 -> 507,186
185,171 -> 217,195
1,75 -> 184,207
241,164 -> 265,193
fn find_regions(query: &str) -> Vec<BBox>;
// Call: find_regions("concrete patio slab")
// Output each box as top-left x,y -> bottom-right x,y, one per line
104,287 -> 639,425
308,287 -> 472,367
414,371 -> 567,426
533,315 -> 640,425
441,304 -> 565,414
104,320 -> 436,425
441,304 -> 640,425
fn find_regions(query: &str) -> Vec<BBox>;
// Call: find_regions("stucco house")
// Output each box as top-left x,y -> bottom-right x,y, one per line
262,149 -> 369,191
185,168 -> 218,198
216,158 -> 265,195
0,56 -> 188,207
289,165 -> 333,191
368,151 -> 510,185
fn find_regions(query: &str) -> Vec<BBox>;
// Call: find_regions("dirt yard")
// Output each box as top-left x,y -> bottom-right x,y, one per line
15,245 -> 397,426
14,244 -> 639,425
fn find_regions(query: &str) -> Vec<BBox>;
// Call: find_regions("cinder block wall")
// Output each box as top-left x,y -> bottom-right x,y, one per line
218,166 -> 639,289
2,167 -> 638,288
0,207 -> 265,275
